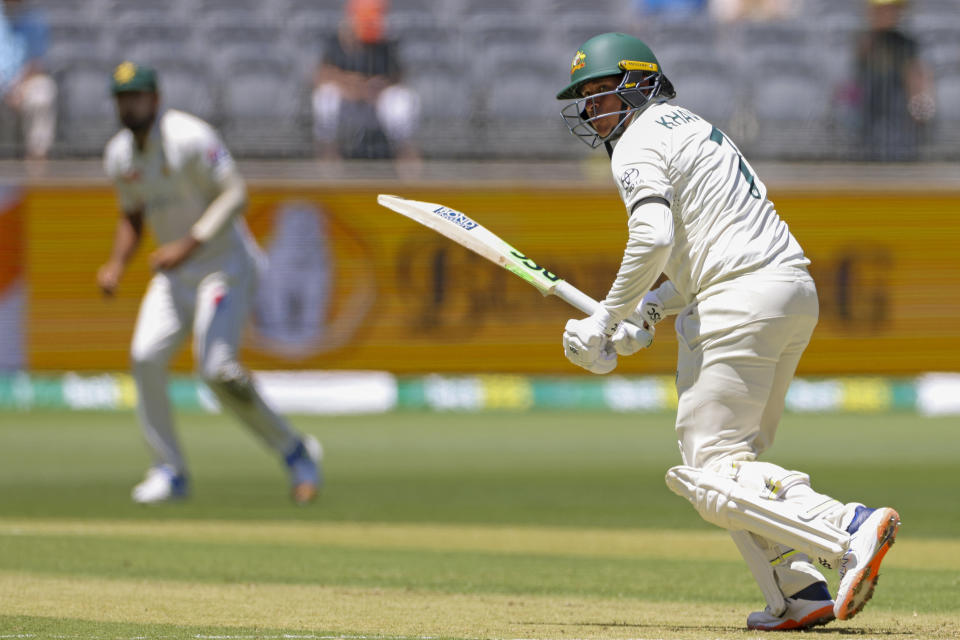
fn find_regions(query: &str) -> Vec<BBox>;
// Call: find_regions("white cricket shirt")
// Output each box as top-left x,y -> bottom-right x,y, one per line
607,100 -> 809,312
104,109 -> 259,282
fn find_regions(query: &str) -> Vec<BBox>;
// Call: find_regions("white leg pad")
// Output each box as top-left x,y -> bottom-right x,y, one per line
666,464 -> 850,565
730,530 -> 787,616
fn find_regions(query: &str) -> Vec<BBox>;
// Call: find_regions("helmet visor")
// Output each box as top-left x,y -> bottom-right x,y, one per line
560,89 -> 636,149
558,70 -> 670,148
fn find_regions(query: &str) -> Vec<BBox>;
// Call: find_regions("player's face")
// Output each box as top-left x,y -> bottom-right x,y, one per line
580,76 -> 624,138
115,91 -> 159,132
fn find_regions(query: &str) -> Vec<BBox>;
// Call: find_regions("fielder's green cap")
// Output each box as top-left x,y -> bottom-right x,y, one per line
110,61 -> 158,94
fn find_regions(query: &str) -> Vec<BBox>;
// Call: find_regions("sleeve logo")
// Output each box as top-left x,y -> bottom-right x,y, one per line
618,167 -> 640,192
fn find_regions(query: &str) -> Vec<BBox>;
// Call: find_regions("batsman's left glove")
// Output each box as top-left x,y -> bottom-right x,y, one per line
563,308 -> 619,375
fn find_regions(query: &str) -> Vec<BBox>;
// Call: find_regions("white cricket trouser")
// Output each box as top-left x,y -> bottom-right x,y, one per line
674,269 -> 818,468
130,269 -> 299,473
673,268 -> 829,598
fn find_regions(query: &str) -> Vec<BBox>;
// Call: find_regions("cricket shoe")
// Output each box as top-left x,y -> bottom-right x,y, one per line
747,582 -> 835,631
286,434 -> 323,505
131,465 -> 188,504
834,506 -> 901,620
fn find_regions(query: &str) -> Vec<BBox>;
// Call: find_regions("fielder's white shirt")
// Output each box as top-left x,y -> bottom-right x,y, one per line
104,108 -> 259,283
605,100 -> 809,316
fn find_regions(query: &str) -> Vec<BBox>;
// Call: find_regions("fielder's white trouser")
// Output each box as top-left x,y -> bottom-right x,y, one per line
130,269 -> 300,473
668,269 -> 854,614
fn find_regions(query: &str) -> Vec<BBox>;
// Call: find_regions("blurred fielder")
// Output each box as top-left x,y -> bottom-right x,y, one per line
556,33 -> 899,630
97,62 -> 322,505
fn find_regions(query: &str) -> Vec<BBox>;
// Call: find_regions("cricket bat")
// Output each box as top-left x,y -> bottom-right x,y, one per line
377,194 -> 650,333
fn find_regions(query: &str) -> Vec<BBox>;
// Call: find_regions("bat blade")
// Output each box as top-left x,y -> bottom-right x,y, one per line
377,194 -> 564,297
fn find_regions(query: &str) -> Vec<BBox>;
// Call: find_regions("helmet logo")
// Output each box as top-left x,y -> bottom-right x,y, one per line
113,61 -> 138,85
570,50 -> 586,74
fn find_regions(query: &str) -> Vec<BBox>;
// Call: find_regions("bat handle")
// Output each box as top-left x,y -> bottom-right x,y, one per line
552,280 -> 649,331
552,280 -> 600,315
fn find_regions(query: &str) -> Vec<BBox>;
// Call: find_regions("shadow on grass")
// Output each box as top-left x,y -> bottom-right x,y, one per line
516,619 -> 920,636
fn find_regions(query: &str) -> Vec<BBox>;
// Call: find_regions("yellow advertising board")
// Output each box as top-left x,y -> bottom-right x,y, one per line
22,186 -> 960,374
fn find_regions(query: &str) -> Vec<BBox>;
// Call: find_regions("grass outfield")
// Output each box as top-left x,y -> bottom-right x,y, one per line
0,409 -> 958,639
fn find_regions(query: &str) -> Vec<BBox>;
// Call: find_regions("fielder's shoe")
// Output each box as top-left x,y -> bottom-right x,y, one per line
286,435 -> 323,505
747,582 -> 835,631
131,464 -> 188,504
834,505 -> 901,620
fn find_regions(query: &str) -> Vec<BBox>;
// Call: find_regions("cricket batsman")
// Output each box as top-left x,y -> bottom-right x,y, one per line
556,33 -> 900,630
97,62 -> 322,505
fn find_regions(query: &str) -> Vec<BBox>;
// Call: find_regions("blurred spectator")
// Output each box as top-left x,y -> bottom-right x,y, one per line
854,0 -> 935,161
312,0 -> 420,167
3,0 -> 56,160
0,2 -> 26,106
634,0 -> 708,19
710,0 -> 800,22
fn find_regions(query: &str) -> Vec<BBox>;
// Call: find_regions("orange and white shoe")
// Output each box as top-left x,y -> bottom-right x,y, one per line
747,582 -> 835,631
834,506 -> 901,620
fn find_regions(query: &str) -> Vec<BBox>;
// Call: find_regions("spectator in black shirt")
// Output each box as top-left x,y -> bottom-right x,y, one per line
312,0 -> 420,166
855,0 -> 935,161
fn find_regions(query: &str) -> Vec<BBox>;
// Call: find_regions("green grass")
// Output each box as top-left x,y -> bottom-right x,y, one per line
0,409 -> 958,638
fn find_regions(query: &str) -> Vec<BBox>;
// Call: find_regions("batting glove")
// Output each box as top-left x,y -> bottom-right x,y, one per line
563,308 -> 619,375
611,321 -> 655,356
639,289 -> 666,326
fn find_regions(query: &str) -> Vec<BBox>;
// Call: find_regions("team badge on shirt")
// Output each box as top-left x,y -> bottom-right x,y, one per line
206,144 -> 231,168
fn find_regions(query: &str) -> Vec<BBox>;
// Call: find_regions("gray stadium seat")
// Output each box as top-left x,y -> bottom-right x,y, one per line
285,0 -> 343,25
154,61 -> 219,125
109,19 -> 197,68
407,63 -> 477,157
750,62 -> 831,159
389,0 -> 443,24
481,60 -> 571,157
58,62 -> 118,155
219,57 -> 310,157
42,0 -> 108,24
45,24 -> 107,74
640,18 -> 716,53
203,23 -> 288,74
102,0 -> 186,24
463,13 -> 545,48
935,72 -> 960,124
397,26 -> 464,71
667,58 -> 741,127
555,13 -> 631,58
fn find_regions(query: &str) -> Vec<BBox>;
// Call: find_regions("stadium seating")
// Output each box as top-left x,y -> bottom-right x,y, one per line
18,0 -> 959,161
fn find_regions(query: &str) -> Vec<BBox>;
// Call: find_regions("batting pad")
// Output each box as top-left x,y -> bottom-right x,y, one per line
730,529 -> 787,616
666,465 -> 850,564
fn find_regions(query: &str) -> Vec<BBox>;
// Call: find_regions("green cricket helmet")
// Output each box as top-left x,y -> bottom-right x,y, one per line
557,32 -> 676,149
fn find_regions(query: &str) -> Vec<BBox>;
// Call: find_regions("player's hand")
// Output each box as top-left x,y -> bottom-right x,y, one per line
562,308 -> 619,375
150,236 -> 201,271
639,289 -> 666,326
611,321 -> 655,356
97,261 -> 124,297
